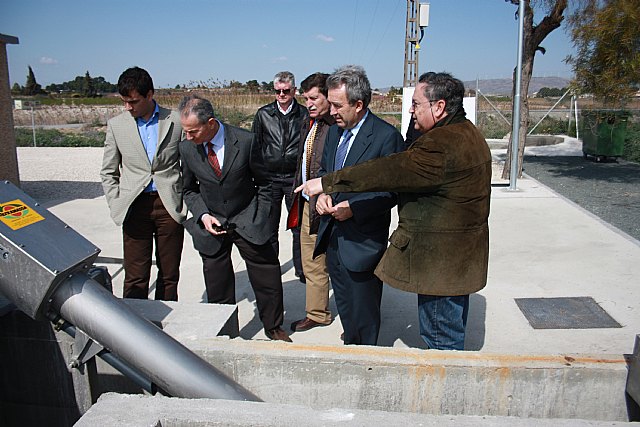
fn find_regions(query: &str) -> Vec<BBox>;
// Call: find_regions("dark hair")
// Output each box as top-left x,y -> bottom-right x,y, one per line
178,94 -> 216,124
326,65 -> 371,108
300,72 -> 330,97
418,72 -> 464,115
117,66 -> 154,97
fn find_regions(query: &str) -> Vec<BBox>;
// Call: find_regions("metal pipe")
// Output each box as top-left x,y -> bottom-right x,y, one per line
51,315 -> 157,394
575,97 -> 580,140
49,273 -> 261,401
509,0 -> 525,191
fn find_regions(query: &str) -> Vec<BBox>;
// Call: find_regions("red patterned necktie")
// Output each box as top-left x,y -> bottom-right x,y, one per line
207,142 -> 222,178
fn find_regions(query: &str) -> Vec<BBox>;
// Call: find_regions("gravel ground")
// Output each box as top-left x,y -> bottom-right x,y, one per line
16,147 -> 104,204
522,155 -> 640,242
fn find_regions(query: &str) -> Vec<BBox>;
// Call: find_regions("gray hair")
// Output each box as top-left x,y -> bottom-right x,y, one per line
326,65 -> 371,108
418,72 -> 464,115
178,94 -> 216,124
274,71 -> 295,87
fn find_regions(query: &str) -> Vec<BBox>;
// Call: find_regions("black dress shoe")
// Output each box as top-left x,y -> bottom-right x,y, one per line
290,317 -> 330,332
265,327 -> 292,342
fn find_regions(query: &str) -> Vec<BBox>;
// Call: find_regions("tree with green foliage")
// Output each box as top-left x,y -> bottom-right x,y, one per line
536,86 -> 568,97
261,81 -> 273,92
11,82 -> 22,95
23,65 -> 45,95
502,0 -> 567,179
45,74 -> 116,94
387,86 -> 402,98
82,71 -> 98,97
245,79 -> 260,93
566,0 -> 640,107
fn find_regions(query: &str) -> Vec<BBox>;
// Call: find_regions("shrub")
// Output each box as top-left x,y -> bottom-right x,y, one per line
528,116 -> 577,137
14,128 -> 105,147
623,121 -> 640,163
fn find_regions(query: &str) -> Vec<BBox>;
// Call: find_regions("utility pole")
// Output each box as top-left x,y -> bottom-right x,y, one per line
402,2 -> 429,137
403,0 -> 419,88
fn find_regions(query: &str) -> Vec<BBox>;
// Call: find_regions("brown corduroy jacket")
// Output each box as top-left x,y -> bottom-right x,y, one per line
321,110 -> 491,296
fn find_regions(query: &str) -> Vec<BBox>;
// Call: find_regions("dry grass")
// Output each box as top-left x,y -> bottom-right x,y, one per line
13,89 -> 404,130
13,89 -> 637,132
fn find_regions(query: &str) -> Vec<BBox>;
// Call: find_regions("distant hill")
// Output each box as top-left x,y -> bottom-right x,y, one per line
380,77 -> 571,96
464,77 -> 571,96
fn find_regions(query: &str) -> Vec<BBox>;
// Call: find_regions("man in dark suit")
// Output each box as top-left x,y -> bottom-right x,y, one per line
178,94 -> 291,343
313,65 -> 404,345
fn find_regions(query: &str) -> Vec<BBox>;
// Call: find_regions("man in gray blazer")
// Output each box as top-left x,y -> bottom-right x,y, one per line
178,94 -> 291,343
100,66 -> 185,301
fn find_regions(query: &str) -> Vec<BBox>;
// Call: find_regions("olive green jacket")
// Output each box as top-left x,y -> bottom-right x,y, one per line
321,110 -> 491,296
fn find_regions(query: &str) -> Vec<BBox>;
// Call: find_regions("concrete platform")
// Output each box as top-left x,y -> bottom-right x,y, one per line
77,393 -> 631,426
8,139 -> 640,424
16,139 -> 639,356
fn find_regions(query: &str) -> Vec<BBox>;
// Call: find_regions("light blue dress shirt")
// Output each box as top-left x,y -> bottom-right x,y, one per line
137,102 -> 159,192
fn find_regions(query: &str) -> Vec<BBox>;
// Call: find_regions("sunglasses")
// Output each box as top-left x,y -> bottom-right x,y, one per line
274,88 -> 292,95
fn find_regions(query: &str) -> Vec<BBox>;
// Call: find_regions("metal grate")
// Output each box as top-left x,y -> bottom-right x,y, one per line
515,296 -> 622,329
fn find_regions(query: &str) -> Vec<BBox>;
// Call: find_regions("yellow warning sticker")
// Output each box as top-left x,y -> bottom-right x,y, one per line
0,199 -> 45,230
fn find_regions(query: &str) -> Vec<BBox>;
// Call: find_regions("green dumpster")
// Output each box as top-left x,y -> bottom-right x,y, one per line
580,110 -> 629,162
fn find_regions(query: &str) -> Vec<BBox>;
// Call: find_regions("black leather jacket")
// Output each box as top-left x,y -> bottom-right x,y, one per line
251,99 -> 308,175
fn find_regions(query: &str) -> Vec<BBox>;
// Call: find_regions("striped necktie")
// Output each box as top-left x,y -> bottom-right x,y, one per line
207,142 -> 222,178
334,130 -> 353,171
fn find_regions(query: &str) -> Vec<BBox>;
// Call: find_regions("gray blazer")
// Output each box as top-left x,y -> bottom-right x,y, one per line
100,106 -> 186,226
180,123 -> 272,256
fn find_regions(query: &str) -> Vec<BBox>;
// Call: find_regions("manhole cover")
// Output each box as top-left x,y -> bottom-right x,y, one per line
515,296 -> 622,329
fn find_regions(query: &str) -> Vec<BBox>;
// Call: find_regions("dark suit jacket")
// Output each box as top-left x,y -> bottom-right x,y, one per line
180,123 -> 272,256
314,111 -> 405,272
291,113 -> 335,235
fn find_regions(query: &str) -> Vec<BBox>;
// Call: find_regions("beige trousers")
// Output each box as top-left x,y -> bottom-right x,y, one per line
300,199 -> 332,324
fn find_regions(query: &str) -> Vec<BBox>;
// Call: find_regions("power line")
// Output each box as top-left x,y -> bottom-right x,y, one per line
349,0 -> 360,62
358,0 -> 381,63
367,0 -> 403,64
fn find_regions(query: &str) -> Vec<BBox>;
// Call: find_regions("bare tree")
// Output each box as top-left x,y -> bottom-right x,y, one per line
502,0 -> 568,179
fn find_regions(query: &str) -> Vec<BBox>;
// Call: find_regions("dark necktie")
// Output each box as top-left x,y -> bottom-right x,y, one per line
334,130 -> 353,171
207,142 -> 222,178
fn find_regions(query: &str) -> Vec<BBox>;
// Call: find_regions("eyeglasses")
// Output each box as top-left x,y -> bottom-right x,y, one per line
274,88 -> 292,95
411,99 -> 438,109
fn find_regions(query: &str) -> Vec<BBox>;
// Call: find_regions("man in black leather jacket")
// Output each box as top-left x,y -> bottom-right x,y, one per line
252,71 -> 309,282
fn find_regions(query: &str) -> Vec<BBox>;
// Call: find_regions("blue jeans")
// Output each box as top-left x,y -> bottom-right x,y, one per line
418,294 -> 469,350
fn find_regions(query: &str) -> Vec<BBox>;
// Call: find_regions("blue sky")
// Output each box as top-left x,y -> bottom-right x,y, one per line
1,0 -> 576,89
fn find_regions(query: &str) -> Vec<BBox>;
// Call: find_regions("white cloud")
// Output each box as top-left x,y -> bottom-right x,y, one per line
272,56 -> 288,63
39,57 -> 58,65
315,34 -> 335,42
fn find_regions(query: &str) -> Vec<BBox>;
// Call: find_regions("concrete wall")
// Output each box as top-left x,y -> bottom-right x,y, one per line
2,297 -> 636,425
184,339 -> 635,422
0,35 -> 20,185
0,308 -> 94,426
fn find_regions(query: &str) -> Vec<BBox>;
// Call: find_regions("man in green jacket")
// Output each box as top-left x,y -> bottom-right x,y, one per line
297,72 -> 491,350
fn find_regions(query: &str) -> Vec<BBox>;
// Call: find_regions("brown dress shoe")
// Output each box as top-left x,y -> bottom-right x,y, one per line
266,327 -> 292,342
290,317 -> 330,332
